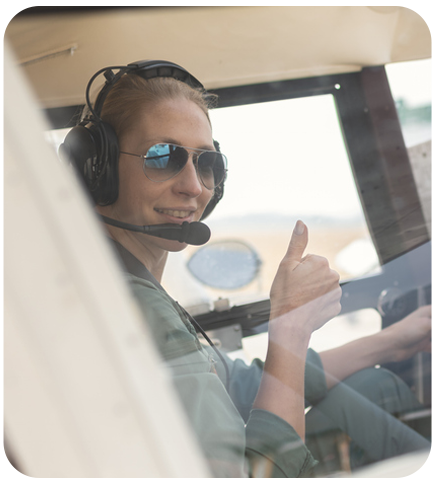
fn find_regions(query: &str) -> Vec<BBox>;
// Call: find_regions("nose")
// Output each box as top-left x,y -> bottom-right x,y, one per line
174,154 -> 203,197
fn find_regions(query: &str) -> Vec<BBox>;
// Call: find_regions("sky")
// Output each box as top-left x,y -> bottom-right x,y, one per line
208,59 -> 432,222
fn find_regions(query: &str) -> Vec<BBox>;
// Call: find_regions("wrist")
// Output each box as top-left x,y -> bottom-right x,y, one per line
375,326 -> 403,364
268,314 -> 312,349
357,330 -> 394,366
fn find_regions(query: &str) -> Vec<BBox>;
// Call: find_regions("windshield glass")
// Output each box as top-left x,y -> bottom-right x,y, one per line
165,93 -> 379,309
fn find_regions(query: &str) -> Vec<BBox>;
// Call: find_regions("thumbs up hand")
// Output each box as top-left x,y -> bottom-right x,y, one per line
269,221 -> 342,336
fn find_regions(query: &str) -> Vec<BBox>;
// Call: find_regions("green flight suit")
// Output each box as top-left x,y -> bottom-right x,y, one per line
128,272 -> 321,477
110,240 -> 430,477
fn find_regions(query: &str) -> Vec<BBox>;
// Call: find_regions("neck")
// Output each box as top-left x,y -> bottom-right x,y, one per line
104,223 -> 168,283
95,206 -> 173,282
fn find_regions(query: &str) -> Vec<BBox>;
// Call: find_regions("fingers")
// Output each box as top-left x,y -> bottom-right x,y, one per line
284,220 -> 308,271
270,220 -> 342,332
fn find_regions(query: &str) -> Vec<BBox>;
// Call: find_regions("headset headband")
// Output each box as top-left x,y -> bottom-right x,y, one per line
128,60 -> 204,88
87,60 -> 205,122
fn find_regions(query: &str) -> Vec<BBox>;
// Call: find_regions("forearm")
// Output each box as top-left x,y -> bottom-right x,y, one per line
255,220 -> 342,440
253,324 -> 311,440
319,331 -> 388,389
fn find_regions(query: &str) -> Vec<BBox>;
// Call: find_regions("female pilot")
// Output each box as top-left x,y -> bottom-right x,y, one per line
61,60 -> 430,477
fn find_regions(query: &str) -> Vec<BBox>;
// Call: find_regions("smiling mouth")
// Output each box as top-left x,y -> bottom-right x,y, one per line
155,208 -> 194,219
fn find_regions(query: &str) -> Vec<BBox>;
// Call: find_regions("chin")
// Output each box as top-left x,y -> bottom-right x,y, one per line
169,242 -> 189,252
158,238 -> 189,252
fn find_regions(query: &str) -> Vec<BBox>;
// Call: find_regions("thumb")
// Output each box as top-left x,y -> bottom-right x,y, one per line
285,220 -> 308,270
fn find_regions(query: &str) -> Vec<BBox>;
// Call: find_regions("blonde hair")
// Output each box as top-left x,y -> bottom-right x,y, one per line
99,74 -> 217,140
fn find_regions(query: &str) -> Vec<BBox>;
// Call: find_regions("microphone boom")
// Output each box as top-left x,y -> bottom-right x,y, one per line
100,215 -> 210,245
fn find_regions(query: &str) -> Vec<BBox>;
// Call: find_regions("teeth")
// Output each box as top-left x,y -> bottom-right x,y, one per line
156,209 -> 191,218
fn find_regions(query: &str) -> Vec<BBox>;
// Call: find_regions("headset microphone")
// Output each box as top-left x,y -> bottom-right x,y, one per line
100,215 -> 211,245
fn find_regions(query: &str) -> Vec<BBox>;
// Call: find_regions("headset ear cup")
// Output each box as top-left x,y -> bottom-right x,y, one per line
201,182 -> 224,220
92,121 -> 119,205
201,139 -> 225,220
59,124 -> 97,186
59,121 -> 119,205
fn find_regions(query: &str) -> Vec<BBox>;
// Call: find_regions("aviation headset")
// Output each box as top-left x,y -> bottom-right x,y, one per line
59,60 -> 225,220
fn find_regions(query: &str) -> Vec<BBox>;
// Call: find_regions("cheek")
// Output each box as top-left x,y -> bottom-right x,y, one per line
116,163 -> 149,209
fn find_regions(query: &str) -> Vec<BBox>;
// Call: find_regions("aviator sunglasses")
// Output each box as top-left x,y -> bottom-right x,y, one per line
120,143 -> 227,190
